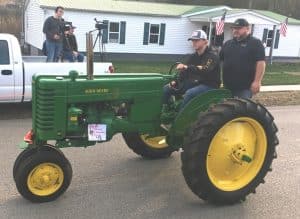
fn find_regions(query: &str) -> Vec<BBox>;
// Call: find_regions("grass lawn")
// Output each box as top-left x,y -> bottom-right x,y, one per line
113,61 -> 300,86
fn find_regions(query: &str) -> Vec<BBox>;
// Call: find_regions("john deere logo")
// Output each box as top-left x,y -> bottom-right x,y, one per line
85,88 -> 109,94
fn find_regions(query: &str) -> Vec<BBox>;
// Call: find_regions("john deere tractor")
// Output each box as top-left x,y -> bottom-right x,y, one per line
13,34 -> 279,205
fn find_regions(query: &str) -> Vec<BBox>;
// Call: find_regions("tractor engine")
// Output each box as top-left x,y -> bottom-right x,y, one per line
31,71 -> 171,147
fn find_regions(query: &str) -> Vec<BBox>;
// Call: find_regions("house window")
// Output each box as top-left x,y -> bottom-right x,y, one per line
202,25 -> 212,39
149,24 -> 160,44
266,30 -> 274,47
109,22 -> 120,43
143,23 -> 166,45
262,28 -> 280,49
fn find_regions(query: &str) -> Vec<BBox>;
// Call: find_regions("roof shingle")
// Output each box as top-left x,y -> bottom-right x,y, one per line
38,0 -> 300,24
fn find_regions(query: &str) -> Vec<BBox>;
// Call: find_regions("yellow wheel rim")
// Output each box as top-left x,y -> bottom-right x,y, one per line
206,117 -> 267,191
27,163 -> 64,196
140,135 -> 168,149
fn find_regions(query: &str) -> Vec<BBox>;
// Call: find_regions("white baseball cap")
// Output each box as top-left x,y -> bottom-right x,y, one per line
188,30 -> 208,41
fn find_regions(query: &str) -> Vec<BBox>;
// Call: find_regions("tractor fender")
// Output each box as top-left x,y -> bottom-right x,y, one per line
167,89 -> 231,149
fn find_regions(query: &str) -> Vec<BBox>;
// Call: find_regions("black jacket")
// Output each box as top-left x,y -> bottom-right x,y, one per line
43,16 -> 64,42
220,35 -> 265,90
183,48 -> 221,88
63,34 -> 78,52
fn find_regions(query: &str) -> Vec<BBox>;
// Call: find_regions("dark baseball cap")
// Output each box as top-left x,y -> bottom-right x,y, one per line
188,30 -> 207,41
231,18 -> 249,28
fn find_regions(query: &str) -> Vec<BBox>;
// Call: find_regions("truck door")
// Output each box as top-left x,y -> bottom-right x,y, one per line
0,38 -> 14,102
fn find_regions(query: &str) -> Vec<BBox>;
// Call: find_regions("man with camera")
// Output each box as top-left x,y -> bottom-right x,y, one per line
43,6 -> 65,62
63,25 -> 84,62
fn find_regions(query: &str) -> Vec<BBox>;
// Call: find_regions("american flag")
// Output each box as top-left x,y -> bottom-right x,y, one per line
279,17 -> 288,37
216,10 -> 227,35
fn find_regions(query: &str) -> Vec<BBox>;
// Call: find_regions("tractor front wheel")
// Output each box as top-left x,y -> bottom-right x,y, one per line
14,145 -> 72,203
181,98 -> 279,205
122,133 -> 176,159
13,144 -> 65,182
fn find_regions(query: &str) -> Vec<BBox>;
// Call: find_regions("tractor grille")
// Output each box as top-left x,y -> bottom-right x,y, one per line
35,88 -> 55,131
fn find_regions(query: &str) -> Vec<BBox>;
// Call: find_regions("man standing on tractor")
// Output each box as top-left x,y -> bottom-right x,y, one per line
220,18 -> 266,98
162,30 -> 221,112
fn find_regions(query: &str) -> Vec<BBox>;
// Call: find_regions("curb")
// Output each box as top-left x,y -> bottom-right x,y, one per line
261,85 -> 300,92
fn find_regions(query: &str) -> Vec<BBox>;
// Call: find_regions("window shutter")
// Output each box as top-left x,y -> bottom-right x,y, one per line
102,20 -> 109,44
143,22 -> 150,45
262,28 -> 268,43
251,24 -> 255,36
159,23 -> 166,45
274,30 -> 280,49
120,21 -> 126,44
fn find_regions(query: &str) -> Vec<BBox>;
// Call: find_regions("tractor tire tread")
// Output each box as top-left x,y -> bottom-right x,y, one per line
181,98 -> 278,205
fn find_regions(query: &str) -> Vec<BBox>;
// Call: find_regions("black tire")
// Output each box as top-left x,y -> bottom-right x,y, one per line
14,147 -> 72,203
122,133 -> 176,159
181,98 -> 279,205
13,147 -> 37,182
13,145 -> 64,181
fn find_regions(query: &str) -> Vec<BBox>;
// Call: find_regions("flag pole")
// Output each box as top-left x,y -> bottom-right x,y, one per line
208,18 -> 213,46
268,25 -> 277,65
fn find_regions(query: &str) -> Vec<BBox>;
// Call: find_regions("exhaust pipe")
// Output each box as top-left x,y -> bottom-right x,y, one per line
86,32 -> 94,80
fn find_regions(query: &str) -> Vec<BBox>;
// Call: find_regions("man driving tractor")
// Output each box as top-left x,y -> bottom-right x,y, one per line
162,30 -> 221,113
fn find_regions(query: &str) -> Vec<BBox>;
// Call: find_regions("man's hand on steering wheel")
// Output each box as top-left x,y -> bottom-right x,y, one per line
167,62 -> 187,91
176,63 -> 187,71
169,80 -> 177,88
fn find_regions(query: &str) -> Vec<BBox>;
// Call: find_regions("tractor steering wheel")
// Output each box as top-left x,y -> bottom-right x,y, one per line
168,62 -> 181,75
167,62 -> 185,91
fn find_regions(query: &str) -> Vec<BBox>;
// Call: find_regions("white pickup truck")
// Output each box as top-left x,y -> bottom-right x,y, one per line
0,34 -> 113,103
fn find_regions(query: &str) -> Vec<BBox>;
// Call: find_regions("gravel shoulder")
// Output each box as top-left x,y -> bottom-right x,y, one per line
254,91 -> 300,106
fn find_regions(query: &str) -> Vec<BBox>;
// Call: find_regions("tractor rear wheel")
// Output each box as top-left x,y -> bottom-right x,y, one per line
14,146 -> 72,203
122,133 -> 176,159
181,98 -> 279,205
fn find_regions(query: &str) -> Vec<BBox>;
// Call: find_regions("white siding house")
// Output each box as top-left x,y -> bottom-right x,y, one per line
24,0 -> 300,60
24,0 -> 45,50
188,9 -> 300,59
44,10 -> 199,55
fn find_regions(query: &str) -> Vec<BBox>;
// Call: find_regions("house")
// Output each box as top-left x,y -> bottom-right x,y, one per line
24,0 -> 300,61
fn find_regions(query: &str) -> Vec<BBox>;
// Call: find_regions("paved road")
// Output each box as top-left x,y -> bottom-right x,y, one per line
0,104 -> 299,219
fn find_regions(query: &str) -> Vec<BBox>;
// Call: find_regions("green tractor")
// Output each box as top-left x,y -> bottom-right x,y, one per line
13,35 -> 278,205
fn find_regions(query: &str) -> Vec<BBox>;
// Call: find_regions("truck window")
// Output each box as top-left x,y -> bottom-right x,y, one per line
0,40 -> 10,65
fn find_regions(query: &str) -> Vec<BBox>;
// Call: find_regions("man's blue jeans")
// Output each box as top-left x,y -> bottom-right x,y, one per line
46,40 -> 63,62
231,89 -> 253,99
63,51 -> 84,62
163,82 -> 213,109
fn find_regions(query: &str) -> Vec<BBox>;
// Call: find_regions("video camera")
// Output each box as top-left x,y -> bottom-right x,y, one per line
94,18 -> 108,30
63,21 -> 73,32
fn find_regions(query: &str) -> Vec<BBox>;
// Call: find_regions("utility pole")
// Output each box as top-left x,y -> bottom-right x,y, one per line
249,0 -> 253,9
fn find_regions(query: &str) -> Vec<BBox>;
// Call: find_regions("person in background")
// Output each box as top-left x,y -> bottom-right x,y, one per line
43,6 -> 65,62
220,18 -> 266,98
63,25 -> 84,62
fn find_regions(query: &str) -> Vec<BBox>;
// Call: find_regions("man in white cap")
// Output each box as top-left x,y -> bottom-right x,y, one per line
162,30 -> 221,111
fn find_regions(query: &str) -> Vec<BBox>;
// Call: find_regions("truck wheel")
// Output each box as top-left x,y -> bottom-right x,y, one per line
181,98 -> 279,205
122,133 -> 175,159
14,147 -> 72,203
13,145 -> 64,181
